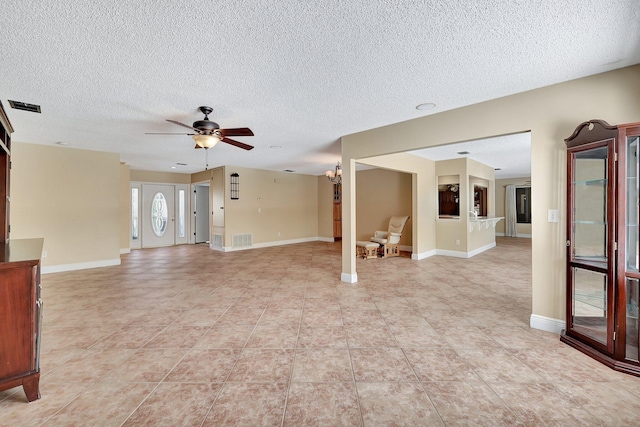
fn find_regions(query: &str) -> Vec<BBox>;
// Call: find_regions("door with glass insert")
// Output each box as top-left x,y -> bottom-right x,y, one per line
142,184 -> 175,248
622,129 -> 640,363
567,140 -> 615,354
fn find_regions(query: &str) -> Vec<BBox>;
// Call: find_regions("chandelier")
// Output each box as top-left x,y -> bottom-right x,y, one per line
325,162 -> 342,184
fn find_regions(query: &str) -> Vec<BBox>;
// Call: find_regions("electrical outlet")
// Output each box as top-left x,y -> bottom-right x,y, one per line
258,208 -> 261,213
455,240 -> 460,246
42,251 -> 47,258
278,232 -> 281,236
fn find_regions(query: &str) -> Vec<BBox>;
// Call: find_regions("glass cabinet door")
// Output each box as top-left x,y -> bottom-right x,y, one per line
625,134 -> 640,362
568,141 -> 615,353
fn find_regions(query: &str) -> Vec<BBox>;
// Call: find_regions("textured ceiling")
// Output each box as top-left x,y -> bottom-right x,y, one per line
1,1 -> 638,175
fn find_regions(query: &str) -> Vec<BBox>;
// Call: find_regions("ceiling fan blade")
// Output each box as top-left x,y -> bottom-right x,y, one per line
145,132 -> 196,135
167,119 -> 200,132
221,137 -> 254,150
220,127 -> 254,137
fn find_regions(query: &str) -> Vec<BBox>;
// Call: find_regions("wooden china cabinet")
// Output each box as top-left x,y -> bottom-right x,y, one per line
561,119 -> 640,376
0,101 -> 44,401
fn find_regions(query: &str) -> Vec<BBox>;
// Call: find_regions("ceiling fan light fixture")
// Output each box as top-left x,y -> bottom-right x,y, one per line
192,134 -> 220,148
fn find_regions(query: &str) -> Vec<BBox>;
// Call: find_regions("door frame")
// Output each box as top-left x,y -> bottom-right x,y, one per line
189,181 -> 212,244
191,180 -> 210,245
130,181 -> 191,249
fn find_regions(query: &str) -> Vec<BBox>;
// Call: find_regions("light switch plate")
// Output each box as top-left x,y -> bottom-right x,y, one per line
548,209 -> 559,223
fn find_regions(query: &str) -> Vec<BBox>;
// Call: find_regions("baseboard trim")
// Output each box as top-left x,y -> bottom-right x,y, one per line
435,249 -> 468,258
435,242 -> 496,259
468,242 -> 496,257
341,272 -> 358,283
120,248 -> 131,255
412,249 -> 437,260
223,236 -> 323,252
42,258 -> 121,274
495,232 -> 531,239
317,237 -> 336,242
530,314 -> 565,334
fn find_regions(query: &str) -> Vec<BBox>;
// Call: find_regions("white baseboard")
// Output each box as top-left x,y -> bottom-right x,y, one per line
434,242 -> 496,259
120,248 -> 131,255
222,236 -> 323,252
530,314 -> 565,334
495,232 -> 531,239
412,249 -> 437,260
341,272 -> 358,283
468,242 -> 496,257
317,237 -> 336,242
42,258 -> 121,274
435,249 -> 469,258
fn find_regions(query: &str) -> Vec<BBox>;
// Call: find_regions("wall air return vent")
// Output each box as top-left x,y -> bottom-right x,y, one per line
232,233 -> 252,248
8,100 -> 41,113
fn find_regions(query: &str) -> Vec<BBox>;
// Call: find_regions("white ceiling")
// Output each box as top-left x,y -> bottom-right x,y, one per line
409,132 -> 531,179
1,1 -> 638,175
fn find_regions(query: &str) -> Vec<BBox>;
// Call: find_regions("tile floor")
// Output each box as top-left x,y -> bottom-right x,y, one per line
2,237 -> 640,426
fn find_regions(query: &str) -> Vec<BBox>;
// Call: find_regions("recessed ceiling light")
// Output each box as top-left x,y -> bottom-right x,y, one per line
457,151 -> 470,155
270,145 -> 282,149
170,166 -> 176,169
416,102 -> 436,111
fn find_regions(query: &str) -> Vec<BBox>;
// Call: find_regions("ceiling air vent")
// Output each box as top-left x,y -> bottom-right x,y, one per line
8,100 -> 41,113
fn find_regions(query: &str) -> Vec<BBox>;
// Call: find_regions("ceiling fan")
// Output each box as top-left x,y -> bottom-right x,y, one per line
146,106 -> 254,150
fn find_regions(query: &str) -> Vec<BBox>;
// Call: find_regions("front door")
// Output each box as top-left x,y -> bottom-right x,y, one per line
142,184 -> 175,248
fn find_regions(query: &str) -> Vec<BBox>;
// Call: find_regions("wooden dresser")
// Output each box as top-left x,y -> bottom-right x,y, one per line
0,238 -> 44,402
0,102 -> 44,401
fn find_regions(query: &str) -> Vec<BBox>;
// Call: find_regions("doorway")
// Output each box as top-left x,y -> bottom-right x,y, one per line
194,184 -> 210,244
132,183 -> 189,249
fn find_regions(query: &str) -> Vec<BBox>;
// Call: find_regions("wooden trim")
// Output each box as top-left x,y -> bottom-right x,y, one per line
564,119 -> 616,147
0,100 -> 14,135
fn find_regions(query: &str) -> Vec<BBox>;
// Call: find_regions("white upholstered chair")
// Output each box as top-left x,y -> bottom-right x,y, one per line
370,216 -> 410,257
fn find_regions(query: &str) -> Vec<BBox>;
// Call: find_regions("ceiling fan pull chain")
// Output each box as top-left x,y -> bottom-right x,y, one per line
205,147 -> 209,170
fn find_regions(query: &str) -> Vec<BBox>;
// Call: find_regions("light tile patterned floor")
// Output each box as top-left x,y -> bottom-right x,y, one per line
2,237 -> 640,426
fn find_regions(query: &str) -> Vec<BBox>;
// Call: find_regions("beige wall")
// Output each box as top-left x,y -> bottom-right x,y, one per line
223,166 -> 318,246
130,170 -> 191,184
355,168 -> 412,246
358,153 -> 436,257
11,143 -> 121,269
495,177 -> 532,236
340,64 -> 640,321
119,164 -> 131,252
